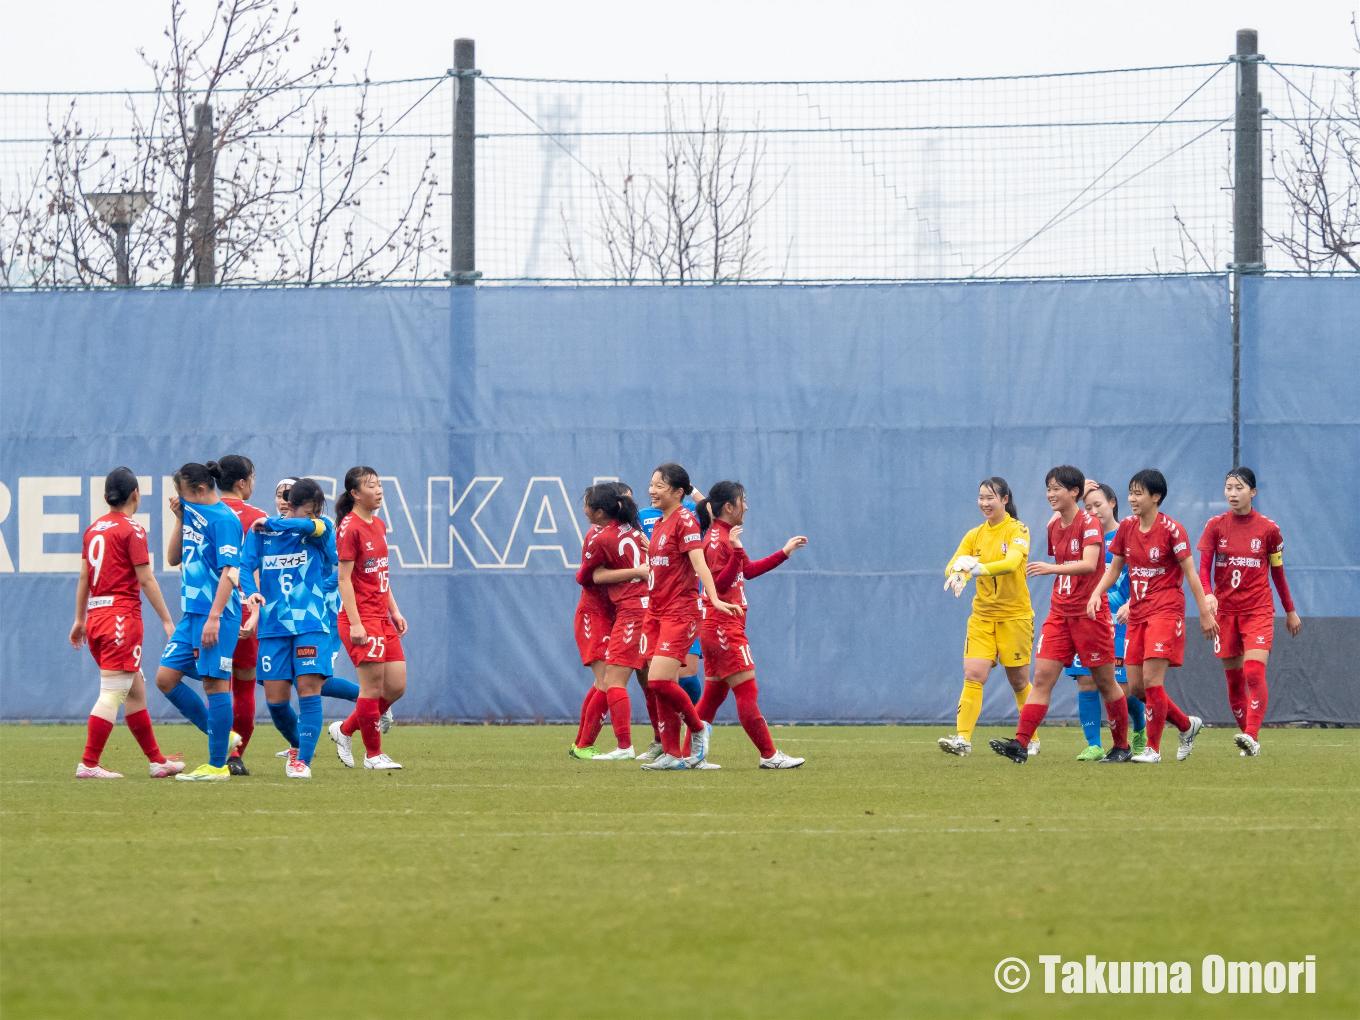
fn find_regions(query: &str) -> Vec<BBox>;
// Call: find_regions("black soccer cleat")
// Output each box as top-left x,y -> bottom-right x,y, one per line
227,755 -> 250,776
989,738 -> 1029,764
1098,746 -> 1133,764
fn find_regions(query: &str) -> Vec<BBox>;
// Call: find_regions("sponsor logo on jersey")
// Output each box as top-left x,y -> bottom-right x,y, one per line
362,554 -> 389,573
650,555 -> 670,567
1013,538 -> 1028,549
1219,537 -> 1229,548
1173,541 -> 1188,555
656,535 -> 667,549
87,596 -> 115,610
263,552 -> 308,570
183,527 -> 205,545
1250,538 -> 1262,552
296,645 -> 318,658
1070,538 -> 1080,553
219,544 -> 238,557
1128,566 -> 1166,579
93,520 -> 118,532
1149,546 -> 1160,560
1084,529 -> 1100,538
684,532 -> 700,542
1227,555 -> 1262,568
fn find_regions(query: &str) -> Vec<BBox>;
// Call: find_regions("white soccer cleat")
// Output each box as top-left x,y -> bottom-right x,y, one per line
275,748 -> 293,758
228,730 -> 242,755
378,708 -> 395,734
688,721 -> 712,764
76,763 -> 123,779
1176,715 -> 1203,761
328,721 -> 354,768
285,757 -> 313,779
640,753 -> 687,771
760,750 -> 806,769
592,746 -> 636,761
938,735 -> 972,756
1027,738 -> 1041,756
364,753 -> 402,770
149,759 -> 185,778
1234,732 -> 1261,757
692,760 -> 722,770
635,741 -> 665,763
1131,746 -> 1162,763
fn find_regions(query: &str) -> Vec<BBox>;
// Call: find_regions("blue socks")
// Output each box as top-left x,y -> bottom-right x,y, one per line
1128,694 -> 1146,732
206,691 -> 232,767
165,681 -> 209,734
267,700 -> 300,748
1078,689 -> 1104,747
677,674 -> 703,706
320,676 -> 360,702
298,695 -> 323,765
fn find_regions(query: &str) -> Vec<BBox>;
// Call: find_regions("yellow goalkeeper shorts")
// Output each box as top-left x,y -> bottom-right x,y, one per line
964,614 -> 1033,667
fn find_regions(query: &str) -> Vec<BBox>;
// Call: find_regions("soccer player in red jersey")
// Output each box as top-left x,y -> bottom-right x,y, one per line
327,466 -> 406,771
216,454 -> 266,775
692,481 -> 808,769
1087,469 -> 1218,763
577,484 -> 653,761
1196,467 -> 1302,757
68,468 -> 184,778
990,466 -> 1132,764
639,463 -> 741,770
568,485 -> 619,758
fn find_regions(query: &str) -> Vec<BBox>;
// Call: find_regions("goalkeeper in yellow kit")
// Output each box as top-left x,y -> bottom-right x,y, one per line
938,477 -> 1037,757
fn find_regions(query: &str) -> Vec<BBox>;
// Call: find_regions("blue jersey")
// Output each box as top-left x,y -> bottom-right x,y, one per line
242,516 -> 338,638
639,498 -> 696,540
1068,528 -> 1129,678
179,499 -> 249,618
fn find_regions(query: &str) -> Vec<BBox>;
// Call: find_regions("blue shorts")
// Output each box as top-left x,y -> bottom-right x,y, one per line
688,638 -> 701,657
258,633 -> 332,682
160,613 -> 240,680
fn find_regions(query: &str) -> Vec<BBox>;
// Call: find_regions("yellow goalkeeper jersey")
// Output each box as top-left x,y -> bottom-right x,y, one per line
947,516 -> 1034,622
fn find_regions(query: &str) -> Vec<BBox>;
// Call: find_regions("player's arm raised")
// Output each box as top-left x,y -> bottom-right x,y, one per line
689,547 -> 742,616
165,495 -> 184,567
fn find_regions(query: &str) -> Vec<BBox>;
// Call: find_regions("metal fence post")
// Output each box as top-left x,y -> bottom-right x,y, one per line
192,103 -> 216,287
449,38 -> 479,285
1229,28 -> 1264,467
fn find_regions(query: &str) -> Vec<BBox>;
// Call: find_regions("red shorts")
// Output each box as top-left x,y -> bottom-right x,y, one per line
1124,613 -> 1186,667
606,607 -> 648,670
643,613 -> 700,663
700,619 -> 754,678
232,633 -> 259,671
338,615 -> 405,666
86,610 -> 144,672
1214,610 -> 1274,658
574,608 -> 612,665
1036,611 -> 1116,668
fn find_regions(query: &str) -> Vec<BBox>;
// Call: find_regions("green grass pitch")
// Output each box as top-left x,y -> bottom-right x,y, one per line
2,722 -> 1357,1018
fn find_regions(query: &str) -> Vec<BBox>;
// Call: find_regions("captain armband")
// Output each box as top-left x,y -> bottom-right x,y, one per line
1269,551 -> 1283,567
312,519 -> 326,537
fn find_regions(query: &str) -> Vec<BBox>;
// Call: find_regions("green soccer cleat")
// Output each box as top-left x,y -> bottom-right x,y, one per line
1131,728 -> 1147,755
568,744 -> 598,760
175,763 -> 230,782
1076,743 -> 1106,761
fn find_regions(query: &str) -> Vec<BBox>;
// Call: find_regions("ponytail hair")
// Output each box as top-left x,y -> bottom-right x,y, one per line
287,477 -> 327,517
703,480 -> 745,527
216,454 -> 255,492
586,483 -> 642,531
173,461 -> 222,494
980,476 -> 1018,520
335,465 -> 378,523
104,467 -> 139,509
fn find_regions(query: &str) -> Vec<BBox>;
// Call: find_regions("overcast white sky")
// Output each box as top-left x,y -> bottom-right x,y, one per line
1,0 -> 1356,91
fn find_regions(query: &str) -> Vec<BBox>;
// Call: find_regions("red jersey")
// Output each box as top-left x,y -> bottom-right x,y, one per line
703,519 -> 789,610
1197,509 -> 1285,615
1109,513 -> 1192,622
646,506 -> 704,616
575,525 -> 615,618
595,520 -> 649,611
82,512 -> 149,614
336,512 -> 391,619
221,496 -> 267,535
1046,508 -> 1107,614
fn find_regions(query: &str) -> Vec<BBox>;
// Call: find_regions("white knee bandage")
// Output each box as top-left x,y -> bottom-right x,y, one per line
96,689 -> 129,712
99,670 -> 137,694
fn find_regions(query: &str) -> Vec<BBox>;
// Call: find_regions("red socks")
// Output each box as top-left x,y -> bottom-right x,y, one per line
230,678 -> 256,756
733,679 -> 775,758
574,687 -> 607,748
1243,659 -> 1268,738
379,698 -> 393,715
1163,691 -> 1191,734
1224,666 -> 1248,732
1104,694 -> 1130,749
342,698 -> 383,757
82,715 -> 114,767
654,698 -> 683,756
125,709 -> 167,764
606,687 -> 632,748
642,685 -> 662,742
1015,702 -> 1047,745
649,680 -> 705,734
696,680 -> 730,724
1144,686 -> 1168,750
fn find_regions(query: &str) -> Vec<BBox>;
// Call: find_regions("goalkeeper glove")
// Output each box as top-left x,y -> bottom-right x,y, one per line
949,555 -> 979,574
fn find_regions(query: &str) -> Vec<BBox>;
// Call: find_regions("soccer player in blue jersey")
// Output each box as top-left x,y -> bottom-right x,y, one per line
637,490 -> 706,762
242,478 -> 339,778
154,462 -> 257,782
1066,482 -> 1146,758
